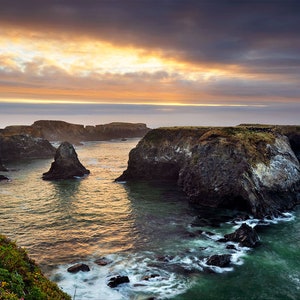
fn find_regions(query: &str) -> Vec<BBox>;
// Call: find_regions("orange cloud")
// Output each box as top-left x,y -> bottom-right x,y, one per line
0,26 -> 299,106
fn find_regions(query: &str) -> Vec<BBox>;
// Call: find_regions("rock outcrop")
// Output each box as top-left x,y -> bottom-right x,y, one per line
224,223 -> 260,248
0,134 -> 56,161
116,126 -> 300,218
43,141 -> 90,180
1,120 -> 150,142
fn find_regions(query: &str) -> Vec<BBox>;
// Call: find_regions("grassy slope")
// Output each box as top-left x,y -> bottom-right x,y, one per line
0,234 -> 71,300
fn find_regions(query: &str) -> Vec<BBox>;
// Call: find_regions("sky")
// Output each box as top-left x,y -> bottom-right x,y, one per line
0,0 -> 299,128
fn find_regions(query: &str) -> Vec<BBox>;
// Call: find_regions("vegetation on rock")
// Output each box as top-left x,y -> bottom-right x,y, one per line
0,234 -> 71,300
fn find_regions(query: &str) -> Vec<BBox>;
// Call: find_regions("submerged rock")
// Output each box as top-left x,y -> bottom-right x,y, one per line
67,263 -> 90,273
42,141 -> 90,180
116,126 -> 300,218
107,275 -> 130,288
224,223 -> 260,248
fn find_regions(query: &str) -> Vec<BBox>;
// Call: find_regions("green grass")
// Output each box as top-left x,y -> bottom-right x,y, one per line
0,234 -> 71,300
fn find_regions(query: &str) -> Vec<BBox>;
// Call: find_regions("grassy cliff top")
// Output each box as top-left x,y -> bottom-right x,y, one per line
0,234 -> 71,300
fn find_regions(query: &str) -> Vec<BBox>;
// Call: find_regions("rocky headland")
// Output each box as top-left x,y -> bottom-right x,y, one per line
0,120 -> 150,143
116,125 -> 300,218
43,141 -> 90,180
0,134 -> 56,161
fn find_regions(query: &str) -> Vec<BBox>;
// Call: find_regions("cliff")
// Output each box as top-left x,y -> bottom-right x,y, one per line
1,120 -> 150,142
116,126 -> 300,218
0,134 -> 56,161
0,234 -> 71,299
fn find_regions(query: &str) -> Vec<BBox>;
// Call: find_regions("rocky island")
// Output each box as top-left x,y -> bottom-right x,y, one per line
43,141 -> 90,180
116,125 -> 300,218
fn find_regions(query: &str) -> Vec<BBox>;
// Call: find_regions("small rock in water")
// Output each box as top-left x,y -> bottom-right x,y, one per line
67,263 -> 90,273
206,254 -> 231,267
94,257 -> 112,266
0,175 -> 9,181
142,274 -> 160,281
107,275 -> 130,288
224,223 -> 260,248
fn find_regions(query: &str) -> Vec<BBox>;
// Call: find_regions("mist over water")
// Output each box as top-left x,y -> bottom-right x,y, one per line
0,139 -> 299,299
0,102 -> 300,129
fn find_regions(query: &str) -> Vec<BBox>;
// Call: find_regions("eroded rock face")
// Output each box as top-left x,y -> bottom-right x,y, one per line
42,142 -> 90,180
116,126 -> 300,218
2,120 -> 150,143
0,134 -> 55,161
224,223 -> 260,248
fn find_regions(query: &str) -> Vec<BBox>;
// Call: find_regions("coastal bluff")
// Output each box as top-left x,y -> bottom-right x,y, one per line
116,125 -> 300,218
1,120 -> 150,143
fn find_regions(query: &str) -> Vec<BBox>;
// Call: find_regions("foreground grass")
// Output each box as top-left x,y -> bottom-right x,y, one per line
0,234 -> 71,300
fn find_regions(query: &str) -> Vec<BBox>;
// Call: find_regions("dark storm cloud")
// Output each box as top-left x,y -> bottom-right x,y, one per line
1,0 -> 300,71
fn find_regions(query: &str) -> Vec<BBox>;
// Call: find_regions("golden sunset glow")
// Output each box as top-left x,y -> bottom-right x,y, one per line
0,26 -> 268,106
0,1 -> 299,128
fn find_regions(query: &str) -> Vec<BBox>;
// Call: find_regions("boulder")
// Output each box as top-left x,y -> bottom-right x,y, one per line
67,263 -> 90,273
107,275 -> 130,288
206,254 -> 231,267
224,223 -> 260,248
116,126 -> 300,218
42,142 -> 90,180
94,257 -> 112,266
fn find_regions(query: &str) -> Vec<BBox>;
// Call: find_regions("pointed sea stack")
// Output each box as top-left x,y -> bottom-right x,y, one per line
42,141 -> 90,180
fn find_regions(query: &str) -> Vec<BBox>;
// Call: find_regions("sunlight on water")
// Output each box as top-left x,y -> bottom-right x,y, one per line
0,138 -> 299,300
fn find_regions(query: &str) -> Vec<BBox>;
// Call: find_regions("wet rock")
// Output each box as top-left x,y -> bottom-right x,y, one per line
94,257 -> 112,266
156,255 -> 174,262
206,254 -> 231,267
107,275 -> 130,288
0,175 -> 9,181
67,263 -> 90,273
142,274 -> 160,281
224,223 -> 260,248
226,244 -> 237,250
42,141 -> 90,180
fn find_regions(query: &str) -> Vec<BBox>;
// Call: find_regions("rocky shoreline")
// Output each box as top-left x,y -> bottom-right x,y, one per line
116,125 -> 300,219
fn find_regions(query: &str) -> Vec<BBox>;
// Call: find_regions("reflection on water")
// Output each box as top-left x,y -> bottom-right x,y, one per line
1,139 -> 299,300
0,140 -> 142,266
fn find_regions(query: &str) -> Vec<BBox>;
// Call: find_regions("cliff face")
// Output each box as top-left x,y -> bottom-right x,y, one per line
117,126 -> 300,218
1,120 -> 150,142
0,134 -> 56,161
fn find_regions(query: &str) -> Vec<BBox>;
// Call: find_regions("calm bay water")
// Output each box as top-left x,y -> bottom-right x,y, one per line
0,139 -> 299,300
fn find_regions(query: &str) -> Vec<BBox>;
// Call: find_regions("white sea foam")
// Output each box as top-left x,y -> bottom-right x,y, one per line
52,252 -> 192,300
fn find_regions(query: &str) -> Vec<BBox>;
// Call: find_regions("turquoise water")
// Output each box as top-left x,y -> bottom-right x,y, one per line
0,139 -> 299,300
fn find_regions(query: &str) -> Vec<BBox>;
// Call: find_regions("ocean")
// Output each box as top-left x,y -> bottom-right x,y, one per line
0,139 -> 299,300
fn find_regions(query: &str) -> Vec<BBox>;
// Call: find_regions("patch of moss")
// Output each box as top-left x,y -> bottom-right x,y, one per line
0,234 -> 71,300
143,126 -> 277,166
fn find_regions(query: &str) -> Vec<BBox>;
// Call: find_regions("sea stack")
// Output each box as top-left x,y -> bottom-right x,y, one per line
116,126 -> 300,218
42,141 -> 90,180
